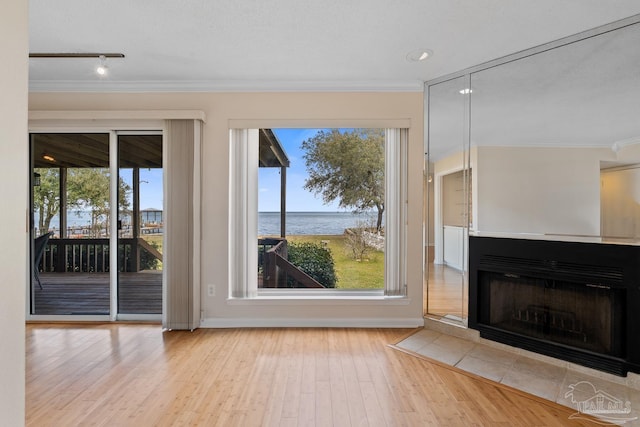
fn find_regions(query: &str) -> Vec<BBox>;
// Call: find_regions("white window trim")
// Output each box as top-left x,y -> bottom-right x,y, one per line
229,127 -> 408,300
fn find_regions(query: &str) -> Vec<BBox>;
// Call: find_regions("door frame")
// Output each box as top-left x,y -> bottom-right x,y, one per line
114,130 -> 163,322
27,120 -> 164,322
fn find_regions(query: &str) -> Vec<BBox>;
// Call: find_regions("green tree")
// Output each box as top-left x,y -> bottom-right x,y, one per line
33,168 -> 60,236
301,129 -> 385,231
33,167 -> 131,237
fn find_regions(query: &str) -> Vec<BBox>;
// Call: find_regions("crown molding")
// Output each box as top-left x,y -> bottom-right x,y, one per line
29,109 -> 205,122
612,136 -> 640,152
29,79 -> 425,93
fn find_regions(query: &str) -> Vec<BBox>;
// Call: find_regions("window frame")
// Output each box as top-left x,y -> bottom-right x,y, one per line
229,127 -> 408,300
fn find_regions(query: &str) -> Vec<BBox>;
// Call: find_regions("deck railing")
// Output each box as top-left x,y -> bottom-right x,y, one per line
258,238 -> 325,288
39,238 -> 162,274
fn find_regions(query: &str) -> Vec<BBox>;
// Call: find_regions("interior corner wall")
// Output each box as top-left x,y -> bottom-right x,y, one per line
475,146 -> 611,235
29,91 -> 425,327
1,1 -> 28,425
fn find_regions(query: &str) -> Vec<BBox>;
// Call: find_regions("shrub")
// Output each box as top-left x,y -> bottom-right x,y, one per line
287,241 -> 338,288
344,217 -> 380,260
140,240 -> 162,270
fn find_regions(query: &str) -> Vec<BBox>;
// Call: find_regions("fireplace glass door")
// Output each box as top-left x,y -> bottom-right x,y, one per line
478,271 -> 624,357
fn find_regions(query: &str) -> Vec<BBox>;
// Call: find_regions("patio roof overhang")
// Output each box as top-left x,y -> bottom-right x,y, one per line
33,130 -> 289,169
259,129 -> 289,168
32,133 -> 162,168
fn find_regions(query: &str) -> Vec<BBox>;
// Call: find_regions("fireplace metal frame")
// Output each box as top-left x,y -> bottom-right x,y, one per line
469,236 -> 640,376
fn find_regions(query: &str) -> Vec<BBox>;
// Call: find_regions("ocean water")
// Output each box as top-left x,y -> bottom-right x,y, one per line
258,211 -> 378,236
36,210 -> 378,236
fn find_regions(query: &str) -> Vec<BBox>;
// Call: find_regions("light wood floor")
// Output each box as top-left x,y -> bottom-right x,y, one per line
26,324 -> 597,426
426,263 -> 468,319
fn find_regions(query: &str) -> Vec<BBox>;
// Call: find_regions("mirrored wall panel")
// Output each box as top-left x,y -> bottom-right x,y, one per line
469,21 -> 640,240
425,17 -> 640,323
426,76 -> 471,321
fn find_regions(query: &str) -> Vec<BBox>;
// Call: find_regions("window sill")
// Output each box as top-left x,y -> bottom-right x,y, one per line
227,290 -> 410,306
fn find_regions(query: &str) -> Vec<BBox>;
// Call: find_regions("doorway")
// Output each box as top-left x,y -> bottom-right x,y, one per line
30,132 -> 163,317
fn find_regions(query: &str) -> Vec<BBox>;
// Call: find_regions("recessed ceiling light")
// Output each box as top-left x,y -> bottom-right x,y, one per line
459,88 -> 473,94
43,154 -> 55,162
406,49 -> 433,62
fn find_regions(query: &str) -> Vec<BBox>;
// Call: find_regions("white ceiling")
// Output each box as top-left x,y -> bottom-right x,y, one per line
28,0 -> 640,92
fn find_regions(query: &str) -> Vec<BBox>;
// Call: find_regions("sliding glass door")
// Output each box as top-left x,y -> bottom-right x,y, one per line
30,132 -> 163,318
31,133 -> 112,315
117,134 -> 163,315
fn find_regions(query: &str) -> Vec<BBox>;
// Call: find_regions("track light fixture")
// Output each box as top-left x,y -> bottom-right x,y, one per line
28,53 -> 125,59
96,55 -> 108,76
28,52 -> 124,77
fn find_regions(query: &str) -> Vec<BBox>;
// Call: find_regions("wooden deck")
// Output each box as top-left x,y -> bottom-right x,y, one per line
33,272 -> 162,315
32,264 -> 459,317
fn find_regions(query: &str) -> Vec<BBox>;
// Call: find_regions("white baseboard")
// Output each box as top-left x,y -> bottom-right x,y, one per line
200,317 -> 424,328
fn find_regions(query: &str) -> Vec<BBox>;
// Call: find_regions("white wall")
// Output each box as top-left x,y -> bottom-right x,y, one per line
475,146 -> 612,235
617,142 -> 640,163
29,91 -> 425,327
601,167 -> 640,238
0,1 -> 28,425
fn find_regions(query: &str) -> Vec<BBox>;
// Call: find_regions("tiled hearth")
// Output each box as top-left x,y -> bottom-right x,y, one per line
394,319 -> 640,425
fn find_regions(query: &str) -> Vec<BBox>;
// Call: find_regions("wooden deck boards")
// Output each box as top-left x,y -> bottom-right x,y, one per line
33,264 -> 460,317
33,272 -> 162,315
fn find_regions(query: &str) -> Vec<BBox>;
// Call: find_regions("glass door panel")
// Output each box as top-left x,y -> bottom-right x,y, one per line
31,133 -> 111,315
117,134 -> 163,315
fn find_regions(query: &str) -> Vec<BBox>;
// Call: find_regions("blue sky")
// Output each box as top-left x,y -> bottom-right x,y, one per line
124,129 -> 344,212
259,128 -> 343,212
121,168 -> 163,211
139,168 -> 163,210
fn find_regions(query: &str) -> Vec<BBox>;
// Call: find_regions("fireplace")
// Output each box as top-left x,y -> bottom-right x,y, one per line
469,236 -> 640,376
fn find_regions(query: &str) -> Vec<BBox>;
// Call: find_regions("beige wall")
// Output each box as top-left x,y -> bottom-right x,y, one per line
30,91 -> 425,326
601,167 -> 640,238
1,1 -> 28,425
475,146 -> 613,235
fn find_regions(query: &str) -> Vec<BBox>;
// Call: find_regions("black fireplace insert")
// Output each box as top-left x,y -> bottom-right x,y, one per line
469,236 -> 640,376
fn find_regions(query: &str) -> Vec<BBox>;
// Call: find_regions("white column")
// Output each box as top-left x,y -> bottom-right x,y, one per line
0,1 -> 28,424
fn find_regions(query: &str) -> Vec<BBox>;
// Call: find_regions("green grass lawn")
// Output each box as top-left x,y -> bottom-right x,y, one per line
142,233 -> 382,288
287,234 -> 384,289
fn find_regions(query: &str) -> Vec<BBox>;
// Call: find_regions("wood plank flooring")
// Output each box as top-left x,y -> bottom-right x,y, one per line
426,263 -> 467,319
26,324 -> 597,426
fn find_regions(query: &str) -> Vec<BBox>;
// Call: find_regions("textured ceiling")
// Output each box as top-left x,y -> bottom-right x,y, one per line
28,0 -> 640,92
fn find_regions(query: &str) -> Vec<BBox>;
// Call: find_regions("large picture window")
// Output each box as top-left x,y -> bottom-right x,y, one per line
230,128 -> 407,298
